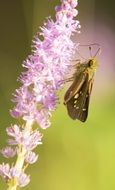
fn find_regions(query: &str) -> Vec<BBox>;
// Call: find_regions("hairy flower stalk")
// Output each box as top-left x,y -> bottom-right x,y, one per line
0,0 -> 80,189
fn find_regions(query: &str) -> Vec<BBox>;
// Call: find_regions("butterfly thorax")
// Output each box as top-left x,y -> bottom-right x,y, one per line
86,58 -> 98,81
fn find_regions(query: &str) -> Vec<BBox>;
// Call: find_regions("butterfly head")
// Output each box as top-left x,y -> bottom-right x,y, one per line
88,58 -> 98,71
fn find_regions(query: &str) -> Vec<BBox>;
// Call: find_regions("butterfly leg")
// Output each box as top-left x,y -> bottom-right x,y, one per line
62,77 -> 74,83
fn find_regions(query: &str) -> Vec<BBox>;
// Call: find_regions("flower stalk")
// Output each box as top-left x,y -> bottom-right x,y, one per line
15,120 -> 33,171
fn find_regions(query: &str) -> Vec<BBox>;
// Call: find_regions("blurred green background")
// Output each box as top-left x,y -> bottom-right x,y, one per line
0,0 -> 115,189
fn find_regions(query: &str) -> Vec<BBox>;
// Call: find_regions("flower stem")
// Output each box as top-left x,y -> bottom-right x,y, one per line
7,184 -> 17,190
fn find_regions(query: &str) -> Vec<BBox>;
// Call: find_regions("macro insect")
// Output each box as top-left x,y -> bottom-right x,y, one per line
64,45 -> 100,122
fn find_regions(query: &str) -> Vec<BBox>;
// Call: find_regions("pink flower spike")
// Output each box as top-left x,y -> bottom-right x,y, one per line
0,1 -> 81,189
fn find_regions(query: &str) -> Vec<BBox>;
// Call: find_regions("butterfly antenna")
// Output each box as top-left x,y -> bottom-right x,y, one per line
76,49 -> 87,60
79,43 -> 101,58
89,46 -> 93,57
93,47 -> 101,57
79,43 -> 100,48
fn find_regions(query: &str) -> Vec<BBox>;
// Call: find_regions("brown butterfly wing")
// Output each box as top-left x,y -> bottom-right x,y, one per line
64,72 -> 86,104
66,74 -> 93,122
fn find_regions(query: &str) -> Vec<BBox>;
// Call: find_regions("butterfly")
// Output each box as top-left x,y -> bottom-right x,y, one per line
64,48 -> 99,122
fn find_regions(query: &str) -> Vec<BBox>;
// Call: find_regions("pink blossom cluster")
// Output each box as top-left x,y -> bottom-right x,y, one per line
0,163 -> 30,187
11,0 -> 80,129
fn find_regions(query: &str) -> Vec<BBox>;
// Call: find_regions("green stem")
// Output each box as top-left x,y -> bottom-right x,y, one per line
7,184 -> 17,190
7,187 -> 17,190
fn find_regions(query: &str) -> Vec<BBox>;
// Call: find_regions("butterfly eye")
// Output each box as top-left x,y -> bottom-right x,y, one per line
88,60 -> 93,67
